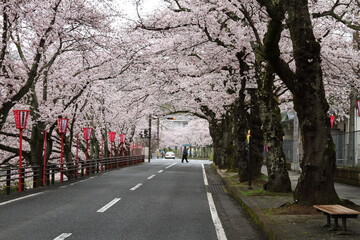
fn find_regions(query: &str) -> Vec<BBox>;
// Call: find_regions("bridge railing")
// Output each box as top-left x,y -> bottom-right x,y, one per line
0,155 -> 144,195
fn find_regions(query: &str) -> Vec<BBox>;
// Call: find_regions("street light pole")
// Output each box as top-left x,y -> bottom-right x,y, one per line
246,87 -> 257,190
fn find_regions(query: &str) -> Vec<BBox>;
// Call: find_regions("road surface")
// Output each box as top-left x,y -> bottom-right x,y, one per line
0,159 -> 266,240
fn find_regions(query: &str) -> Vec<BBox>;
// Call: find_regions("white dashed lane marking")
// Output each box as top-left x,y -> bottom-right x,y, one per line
165,163 -> 177,169
54,233 -> 72,240
130,183 -> 143,191
97,198 -> 121,213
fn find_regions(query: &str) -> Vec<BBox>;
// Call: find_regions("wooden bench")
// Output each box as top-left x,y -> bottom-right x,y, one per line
313,204 -> 360,234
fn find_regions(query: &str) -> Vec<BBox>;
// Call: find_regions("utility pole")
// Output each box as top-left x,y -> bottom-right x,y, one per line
148,114 -> 152,162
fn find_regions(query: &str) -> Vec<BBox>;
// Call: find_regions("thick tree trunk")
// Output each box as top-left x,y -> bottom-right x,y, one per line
204,104 -> 238,170
257,62 -> 291,192
286,0 -> 339,205
248,90 -> 264,180
30,124 -> 45,187
258,0 -> 339,204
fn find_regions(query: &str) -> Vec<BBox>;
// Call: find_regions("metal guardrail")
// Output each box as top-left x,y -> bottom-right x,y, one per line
0,155 -> 144,195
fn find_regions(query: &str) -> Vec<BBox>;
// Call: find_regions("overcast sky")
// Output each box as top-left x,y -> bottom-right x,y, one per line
118,0 -> 164,19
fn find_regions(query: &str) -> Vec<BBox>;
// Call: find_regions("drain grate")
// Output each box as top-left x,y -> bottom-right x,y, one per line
206,184 -> 226,194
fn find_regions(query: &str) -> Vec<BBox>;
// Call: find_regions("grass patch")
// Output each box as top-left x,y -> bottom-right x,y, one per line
0,183 -> 17,195
264,203 -> 319,215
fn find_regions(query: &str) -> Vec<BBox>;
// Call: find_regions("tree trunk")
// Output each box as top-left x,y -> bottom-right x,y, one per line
256,58 -> 291,192
248,89 -> 264,180
286,0 -> 339,205
259,0 -> 339,204
30,123 -> 45,187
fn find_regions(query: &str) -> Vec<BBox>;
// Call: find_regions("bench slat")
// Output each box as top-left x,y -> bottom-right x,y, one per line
313,205 -> 360,215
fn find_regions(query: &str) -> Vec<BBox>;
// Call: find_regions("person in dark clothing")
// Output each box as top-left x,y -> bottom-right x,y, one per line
182,147 -> 189,163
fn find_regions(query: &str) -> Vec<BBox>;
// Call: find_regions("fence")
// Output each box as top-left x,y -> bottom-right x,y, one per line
282,131 -> 360,168
0,155 -> 144,195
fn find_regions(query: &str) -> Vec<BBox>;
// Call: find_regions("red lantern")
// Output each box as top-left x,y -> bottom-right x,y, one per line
13,110 -> 30,130
12,109 -> 30,192
57,118 -> 69,183
108,132 -> 116,142
119,134 -> 126,143
329,115 -> 336,129
357,100 -> 360,117
83,127 -> 92,175
57,118 -> 69,134
83,128 -> 93,140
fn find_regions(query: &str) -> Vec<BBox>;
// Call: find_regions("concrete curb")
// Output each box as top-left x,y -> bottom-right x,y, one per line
216,169 -> 282,240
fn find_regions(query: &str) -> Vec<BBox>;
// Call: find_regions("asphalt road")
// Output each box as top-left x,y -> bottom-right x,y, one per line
0,159 -> 266,240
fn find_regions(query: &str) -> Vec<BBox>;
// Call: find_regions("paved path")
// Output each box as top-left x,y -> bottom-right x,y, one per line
0,159 -> 266,240
262,166 -> 360,205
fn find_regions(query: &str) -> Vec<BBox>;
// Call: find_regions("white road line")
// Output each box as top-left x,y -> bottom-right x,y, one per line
97,198 -> 121,213
130,183 -> 143,191
0,192 -> 44,206
158,170 -> 164,173
147,175 -> 156,179
207,193 -> 227,240
202,164 -> 209,186
54,233 -> 72,240
165,163 -> 177,169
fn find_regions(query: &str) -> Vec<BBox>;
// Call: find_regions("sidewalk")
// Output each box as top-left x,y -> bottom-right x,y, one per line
217,166 -> 360,240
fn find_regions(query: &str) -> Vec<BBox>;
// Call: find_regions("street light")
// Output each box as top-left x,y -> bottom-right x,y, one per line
108,132 -> 116,169
82,128 -> 93,175
246,86 -> 257,190
57,118 -> 69,183
13,109 -> 30,192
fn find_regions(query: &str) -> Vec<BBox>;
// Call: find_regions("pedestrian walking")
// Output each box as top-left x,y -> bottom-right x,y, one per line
181,147 -> 189,163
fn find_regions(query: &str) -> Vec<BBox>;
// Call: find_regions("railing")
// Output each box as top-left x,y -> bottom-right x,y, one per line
282,131 -> 360,168
0,155 -> 144,195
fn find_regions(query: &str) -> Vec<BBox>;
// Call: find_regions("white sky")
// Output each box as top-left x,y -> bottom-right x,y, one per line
117,0 -> 164,20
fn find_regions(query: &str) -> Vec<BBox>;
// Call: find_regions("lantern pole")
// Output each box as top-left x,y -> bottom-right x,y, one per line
42,131 -> 48,186
148,115 -> 152,162
13,109 -> 30,192
57,118 -> 69,183
86,139 -> 89,175
121,142 -> 123,156
76,133 -> 79,178
60,133 -> 64,182
18,129 -> 24,192
110,141 -> 113,169
101,138 -> 104,171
